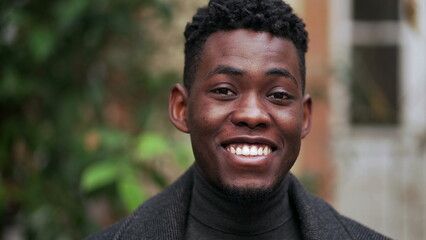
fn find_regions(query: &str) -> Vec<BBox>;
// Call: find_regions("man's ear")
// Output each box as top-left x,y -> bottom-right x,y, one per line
169,84 -> 190,133
301,94 -> 312,139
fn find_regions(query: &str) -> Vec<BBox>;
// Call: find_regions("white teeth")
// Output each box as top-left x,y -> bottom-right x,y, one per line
226,144 -> 272,156
258,147 -> 263,155
236,147 -> 242,155
250,146 -> 257,156
242,145 -> 250,156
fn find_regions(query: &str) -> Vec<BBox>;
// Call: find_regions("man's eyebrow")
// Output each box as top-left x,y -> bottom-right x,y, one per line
205,65 -> 244,80
266,68 -> 298,86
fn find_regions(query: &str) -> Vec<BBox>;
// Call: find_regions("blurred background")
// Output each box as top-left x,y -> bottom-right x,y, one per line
1,0 -> 425,239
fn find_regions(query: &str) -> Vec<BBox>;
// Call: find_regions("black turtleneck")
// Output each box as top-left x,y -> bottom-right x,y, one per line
184,168 -> 302,240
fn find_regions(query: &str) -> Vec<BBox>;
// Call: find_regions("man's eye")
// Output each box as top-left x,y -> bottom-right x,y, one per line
269,92 -> 289,99
212,88 -> 234,96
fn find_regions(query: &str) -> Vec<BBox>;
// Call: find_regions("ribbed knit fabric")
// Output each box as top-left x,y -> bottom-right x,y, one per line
85,166 -> 391,240
184,168 -> 302,239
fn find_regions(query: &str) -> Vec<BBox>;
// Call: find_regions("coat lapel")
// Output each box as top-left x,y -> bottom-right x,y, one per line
287,173 -> 352,240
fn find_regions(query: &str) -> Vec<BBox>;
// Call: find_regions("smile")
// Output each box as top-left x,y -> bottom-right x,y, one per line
225,144 -> 272,156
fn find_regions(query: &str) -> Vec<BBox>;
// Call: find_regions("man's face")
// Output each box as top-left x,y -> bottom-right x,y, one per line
170,29 -> 311,194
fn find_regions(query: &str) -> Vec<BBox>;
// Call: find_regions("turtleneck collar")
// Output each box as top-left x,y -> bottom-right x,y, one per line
188,168 -> 294,235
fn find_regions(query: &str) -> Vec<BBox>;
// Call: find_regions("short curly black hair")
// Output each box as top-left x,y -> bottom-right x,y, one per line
183,0 -> 309,93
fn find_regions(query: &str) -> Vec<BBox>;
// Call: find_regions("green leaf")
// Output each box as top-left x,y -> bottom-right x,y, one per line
55,0 -> 89,29
81,161 -> 118,192
174,141 -> 194,169
117,174 -> 147,212
136,132 -> 169,160
98,128 -> 129,150
28,26 -> 55,62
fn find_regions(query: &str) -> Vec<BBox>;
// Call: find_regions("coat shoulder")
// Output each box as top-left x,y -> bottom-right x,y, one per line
338,215 -> 392,240
287,173 -> 391,240
85,218 -> 126,240
84,167 -> 195,240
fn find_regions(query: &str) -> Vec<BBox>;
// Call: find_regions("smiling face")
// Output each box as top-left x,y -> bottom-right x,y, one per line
169,29 -> 312,195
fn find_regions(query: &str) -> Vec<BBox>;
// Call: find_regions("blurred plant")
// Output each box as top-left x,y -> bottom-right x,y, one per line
0,0 -> 191,239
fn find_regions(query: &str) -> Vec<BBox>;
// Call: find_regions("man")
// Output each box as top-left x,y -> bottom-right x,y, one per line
87,0 -> 390,239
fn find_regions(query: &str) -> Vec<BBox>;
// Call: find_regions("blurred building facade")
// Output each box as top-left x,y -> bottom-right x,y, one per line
328,0 -> 426,239
291,0 -> 426,239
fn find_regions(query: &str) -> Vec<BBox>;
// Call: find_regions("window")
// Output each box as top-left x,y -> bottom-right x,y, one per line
350,0 -> 400,125
353,0 -> 399,21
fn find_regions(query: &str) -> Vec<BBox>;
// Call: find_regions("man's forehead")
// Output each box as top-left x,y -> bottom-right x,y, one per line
197,29 -> 301,84
201,30 -> 299,65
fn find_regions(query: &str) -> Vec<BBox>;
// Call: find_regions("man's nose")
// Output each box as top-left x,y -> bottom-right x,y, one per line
230,94 -> 270,129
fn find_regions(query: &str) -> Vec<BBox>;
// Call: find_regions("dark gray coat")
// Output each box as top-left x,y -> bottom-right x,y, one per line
86,168 -> 391,240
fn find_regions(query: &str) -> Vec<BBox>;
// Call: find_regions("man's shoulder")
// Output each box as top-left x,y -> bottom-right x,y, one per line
85,167 -> 195,240
287,173 -> 391,240
86,170 -> 391,240
338,215 -> 392,240
85,218 -> 126,240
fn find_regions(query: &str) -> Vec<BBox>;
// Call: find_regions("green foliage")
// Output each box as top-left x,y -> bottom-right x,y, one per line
81,161 -> 119,192
136,132 -> 170,159
0,0 -> 190,239
28,25 -> 56,62
117,173 -> 148,212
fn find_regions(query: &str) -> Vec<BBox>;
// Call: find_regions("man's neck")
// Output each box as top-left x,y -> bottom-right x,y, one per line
188,167 -> 295,235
